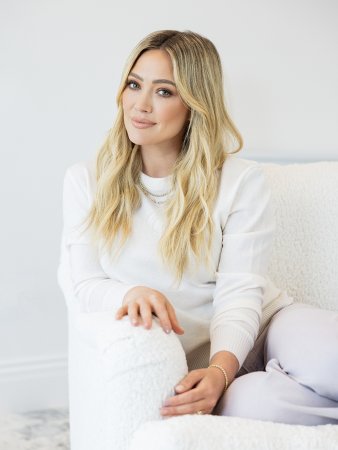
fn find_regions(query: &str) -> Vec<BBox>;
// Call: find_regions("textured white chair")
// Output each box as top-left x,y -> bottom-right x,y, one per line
58,161 -> 338,450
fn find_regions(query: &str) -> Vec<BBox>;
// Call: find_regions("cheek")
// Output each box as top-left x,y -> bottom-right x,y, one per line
159,102 -> 188,128
121,92 -> 128,111
122,90 -> 133,112
172,109 -> 189,132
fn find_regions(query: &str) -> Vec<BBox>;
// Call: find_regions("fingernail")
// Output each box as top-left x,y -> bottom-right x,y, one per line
165,328 -> 171,334
175,385 -> 183,391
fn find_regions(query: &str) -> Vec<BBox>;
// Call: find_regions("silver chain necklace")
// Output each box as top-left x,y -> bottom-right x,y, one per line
137,177 -> 173,205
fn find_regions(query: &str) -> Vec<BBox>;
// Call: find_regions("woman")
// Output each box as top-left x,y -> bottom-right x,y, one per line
59,29 -> 338,436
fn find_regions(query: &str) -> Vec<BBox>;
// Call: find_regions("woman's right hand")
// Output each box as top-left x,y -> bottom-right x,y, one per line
115,286 -> 185,335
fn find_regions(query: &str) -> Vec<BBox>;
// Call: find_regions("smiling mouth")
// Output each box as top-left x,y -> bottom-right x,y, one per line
131,119 -> 156,129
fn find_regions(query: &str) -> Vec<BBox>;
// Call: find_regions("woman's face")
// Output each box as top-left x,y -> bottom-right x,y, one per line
122,49 -> 190,153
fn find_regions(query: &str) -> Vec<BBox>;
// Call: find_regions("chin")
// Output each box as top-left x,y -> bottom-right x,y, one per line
126,132 -> 155,146
128,136 -> 149,146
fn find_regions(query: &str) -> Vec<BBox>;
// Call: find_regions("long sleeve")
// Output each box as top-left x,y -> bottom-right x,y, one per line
209,165 -> 275,367
58,163 -> 136,313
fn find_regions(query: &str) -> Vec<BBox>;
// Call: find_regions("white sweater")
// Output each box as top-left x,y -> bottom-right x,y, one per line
57,155 -> 293,368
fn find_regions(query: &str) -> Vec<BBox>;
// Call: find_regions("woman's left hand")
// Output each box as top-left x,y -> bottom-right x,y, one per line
160,367 -> 226,417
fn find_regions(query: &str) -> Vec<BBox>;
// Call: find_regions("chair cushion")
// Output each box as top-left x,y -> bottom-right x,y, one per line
130,414 -> 338,450
262,162 -> 338,311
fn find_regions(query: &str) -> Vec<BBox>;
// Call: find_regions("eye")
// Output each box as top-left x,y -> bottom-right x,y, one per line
157,88 -> 172,97
126,80 -> 140,90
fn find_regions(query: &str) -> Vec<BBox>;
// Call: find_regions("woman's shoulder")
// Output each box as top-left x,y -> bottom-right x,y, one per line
221,154 -> 260,174
65,159 -> 95,179
63,159 -> 97,198
64,159 -> 96,186
219,154 -> 263,189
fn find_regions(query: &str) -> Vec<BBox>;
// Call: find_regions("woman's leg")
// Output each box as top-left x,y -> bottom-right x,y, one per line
73,312 -> 188,450
213,303 -> 338,425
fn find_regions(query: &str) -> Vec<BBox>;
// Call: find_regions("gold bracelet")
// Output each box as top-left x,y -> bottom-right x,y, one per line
208,364 -> 229,394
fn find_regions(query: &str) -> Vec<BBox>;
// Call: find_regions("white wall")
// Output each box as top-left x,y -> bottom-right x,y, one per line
1,0 -> 337,412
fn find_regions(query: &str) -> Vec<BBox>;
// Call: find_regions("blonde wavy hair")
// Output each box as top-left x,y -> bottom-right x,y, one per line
85,29 -> 243,280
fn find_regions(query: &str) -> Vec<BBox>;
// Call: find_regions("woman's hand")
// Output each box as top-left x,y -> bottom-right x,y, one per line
160,367 -> 226,418
115,286 -> 185,335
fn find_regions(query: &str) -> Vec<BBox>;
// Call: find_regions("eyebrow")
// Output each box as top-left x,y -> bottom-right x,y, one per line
129,72 -> 176,87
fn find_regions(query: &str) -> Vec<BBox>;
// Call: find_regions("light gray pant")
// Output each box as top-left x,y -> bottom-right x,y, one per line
213,302 -> 338,425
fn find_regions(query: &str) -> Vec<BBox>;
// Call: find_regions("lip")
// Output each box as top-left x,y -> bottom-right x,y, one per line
131,118 -> 156,129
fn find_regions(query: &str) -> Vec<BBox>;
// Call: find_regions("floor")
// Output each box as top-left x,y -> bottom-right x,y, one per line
0,408 -> 69,450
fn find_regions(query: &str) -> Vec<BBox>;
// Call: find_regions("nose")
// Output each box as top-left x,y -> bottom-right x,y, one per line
134,90 -> 152,113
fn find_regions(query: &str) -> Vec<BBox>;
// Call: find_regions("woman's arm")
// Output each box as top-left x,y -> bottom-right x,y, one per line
160,164 -> 275,417
209,350 -> 239,386
210,164 -> 275,373
58,164 -> 137,313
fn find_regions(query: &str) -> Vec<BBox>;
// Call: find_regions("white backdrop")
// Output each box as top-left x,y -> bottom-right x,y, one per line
1,0 -> 337,412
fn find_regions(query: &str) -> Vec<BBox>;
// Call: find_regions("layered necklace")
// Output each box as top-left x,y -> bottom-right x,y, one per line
137,177 -> 174,205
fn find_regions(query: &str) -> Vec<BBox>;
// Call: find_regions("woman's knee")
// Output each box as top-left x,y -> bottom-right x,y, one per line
213,371 -> 281,421
213,369 -> 338,425
265,303 -> 338,400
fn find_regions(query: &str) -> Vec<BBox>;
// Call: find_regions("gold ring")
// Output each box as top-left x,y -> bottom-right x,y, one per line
196,410 -> 204,415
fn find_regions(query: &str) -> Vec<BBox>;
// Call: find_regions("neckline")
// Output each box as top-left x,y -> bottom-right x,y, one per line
139,171 -> 172,194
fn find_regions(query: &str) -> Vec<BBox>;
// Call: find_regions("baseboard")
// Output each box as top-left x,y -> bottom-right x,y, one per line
0,354 -> 68,413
